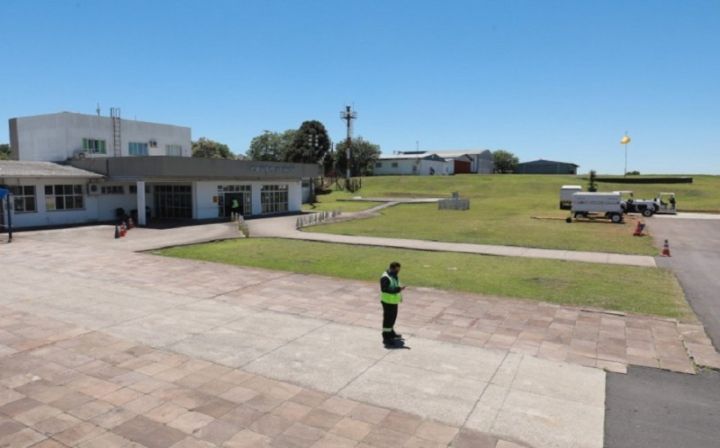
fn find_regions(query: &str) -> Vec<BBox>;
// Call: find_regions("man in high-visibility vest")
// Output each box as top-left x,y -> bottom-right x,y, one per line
380,261 -> 406,345
231,198 -> 240,220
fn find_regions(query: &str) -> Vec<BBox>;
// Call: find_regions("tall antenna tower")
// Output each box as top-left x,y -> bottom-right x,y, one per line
340,105 -> 357,180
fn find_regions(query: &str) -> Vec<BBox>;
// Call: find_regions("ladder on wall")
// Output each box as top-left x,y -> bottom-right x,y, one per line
110,107 -> 121,157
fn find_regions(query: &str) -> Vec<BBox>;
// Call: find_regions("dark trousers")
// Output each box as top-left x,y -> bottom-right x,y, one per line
382,302 -> 398,335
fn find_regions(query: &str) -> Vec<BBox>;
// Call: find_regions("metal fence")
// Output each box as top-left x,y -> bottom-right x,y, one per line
296,210 -> 342,229
438,198 -> 470,211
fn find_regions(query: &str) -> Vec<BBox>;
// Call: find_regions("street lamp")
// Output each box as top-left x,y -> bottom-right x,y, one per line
620,132 -> 631,175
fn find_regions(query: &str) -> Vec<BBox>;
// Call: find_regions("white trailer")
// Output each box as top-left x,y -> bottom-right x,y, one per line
559,185 -> 582,210
568,192 -> 625,223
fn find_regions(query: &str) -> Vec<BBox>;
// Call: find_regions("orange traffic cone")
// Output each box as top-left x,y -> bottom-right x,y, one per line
633,221 -> 646,237
661,239 -> 671,257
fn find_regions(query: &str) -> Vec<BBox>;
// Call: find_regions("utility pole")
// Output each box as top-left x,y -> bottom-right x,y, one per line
620,132 -> 631,175
340,105 -> 357,181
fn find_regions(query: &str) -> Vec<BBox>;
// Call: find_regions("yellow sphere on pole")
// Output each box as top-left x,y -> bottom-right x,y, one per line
620,135 -> 631,144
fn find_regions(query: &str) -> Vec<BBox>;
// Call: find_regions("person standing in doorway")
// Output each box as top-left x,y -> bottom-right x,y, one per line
230,198 -> 240,220
380,261 -> 406,345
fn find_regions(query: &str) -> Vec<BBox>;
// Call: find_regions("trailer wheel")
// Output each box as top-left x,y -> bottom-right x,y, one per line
642,208 -> 654,217
566,217 -> 572,223
610,213 -> 622,224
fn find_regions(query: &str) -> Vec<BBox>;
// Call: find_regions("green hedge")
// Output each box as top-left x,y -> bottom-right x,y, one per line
593,176 -> 693,184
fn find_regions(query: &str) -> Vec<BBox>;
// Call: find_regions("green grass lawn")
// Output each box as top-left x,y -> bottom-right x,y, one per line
304,175 -> 720,255
156,238 -> 691,319
302,195 -> 381,213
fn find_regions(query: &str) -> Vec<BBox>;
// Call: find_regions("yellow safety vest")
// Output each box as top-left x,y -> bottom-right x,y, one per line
381,272 -> 403,304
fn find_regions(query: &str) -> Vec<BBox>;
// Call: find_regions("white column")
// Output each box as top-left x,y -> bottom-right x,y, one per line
136,181 -> 146,226
251,183 -> 262,216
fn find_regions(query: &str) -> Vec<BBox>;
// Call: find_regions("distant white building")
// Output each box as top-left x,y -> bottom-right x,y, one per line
397,149 -> 494,174
373,153 -> 453,176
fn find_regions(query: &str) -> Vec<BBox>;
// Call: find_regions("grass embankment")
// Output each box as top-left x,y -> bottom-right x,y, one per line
305,175 -> 720,255
157,238 -> 690,319
302,196 -> 381,213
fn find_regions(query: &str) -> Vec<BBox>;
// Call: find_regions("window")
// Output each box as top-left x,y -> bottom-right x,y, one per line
82,138 -> 106,154
154,184 -> 192,219
391,162 -> 399,168
101,185 -> 125,195
166,144 -> 183,156
8,186 -> 36,212
129,185 -> 150,194
45,185 -> 84,211
128,142 -> 149,156
375,162 -> 383,168
261,184 -> 289,215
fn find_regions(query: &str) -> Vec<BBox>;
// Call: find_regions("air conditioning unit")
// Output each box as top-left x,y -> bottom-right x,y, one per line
87,183 -> 101,195
73,150 -> 89,160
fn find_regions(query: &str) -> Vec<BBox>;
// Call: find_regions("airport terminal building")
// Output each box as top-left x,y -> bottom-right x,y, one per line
1,111 -> 319,229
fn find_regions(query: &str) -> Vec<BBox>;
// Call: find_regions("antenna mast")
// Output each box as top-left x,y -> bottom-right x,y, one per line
340,105 -> 357,180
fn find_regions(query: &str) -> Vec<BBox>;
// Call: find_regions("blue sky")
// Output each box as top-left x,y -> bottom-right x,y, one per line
2,0 -> 718,173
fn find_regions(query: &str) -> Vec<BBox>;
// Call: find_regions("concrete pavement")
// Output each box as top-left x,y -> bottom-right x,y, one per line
0,229 -> 615,447
249,215 -> 658,268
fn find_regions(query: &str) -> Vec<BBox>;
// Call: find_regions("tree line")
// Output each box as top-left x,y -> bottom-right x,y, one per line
192,120 -> 381,177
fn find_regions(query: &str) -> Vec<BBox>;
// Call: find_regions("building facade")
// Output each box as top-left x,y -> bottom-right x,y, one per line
1,112 -> 319,230
515,159 -> 579,174
397,149 -> 494,174
9,112 -> 192,161
373,154 -> 453,176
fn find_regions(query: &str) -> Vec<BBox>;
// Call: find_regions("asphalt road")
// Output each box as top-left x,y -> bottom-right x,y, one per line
605,367 -> 720,448
605,216 -> 720,448
651,217 -> 720,345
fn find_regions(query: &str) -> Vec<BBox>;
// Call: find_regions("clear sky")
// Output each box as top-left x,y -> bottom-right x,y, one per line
2,0 -> 718,174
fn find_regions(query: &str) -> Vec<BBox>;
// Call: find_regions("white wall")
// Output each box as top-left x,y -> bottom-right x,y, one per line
374,158 -> 452,176
12,112 -> 192,162
2,177 -> 98,228
94,183 -> 140,221
194,180 -> 303,219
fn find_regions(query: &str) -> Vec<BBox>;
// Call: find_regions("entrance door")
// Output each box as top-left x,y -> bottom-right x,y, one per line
154,184 -> 192,219
223,193 -> 246,217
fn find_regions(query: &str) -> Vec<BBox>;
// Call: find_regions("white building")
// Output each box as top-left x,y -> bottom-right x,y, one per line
373,154 -> 453,176
397,149 -> 494,174
1,111 -> 319,230
9,111 -> 192,161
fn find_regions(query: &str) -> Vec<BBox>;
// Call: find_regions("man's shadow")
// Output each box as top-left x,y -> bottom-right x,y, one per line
384,339 -> 411,350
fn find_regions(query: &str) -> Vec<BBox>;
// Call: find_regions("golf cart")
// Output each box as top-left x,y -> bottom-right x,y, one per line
615,190 -> 664,217
654,192 -> 677,215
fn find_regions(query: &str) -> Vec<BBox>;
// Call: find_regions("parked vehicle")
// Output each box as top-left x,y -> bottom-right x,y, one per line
616,190 -> 677,216
567,192 -> 625,223
559,185 -> 583,210
654,192 -> 677,214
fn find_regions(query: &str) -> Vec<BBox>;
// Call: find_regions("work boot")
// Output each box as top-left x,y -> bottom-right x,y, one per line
382,332 -> 394,344
390,330 -> 403,339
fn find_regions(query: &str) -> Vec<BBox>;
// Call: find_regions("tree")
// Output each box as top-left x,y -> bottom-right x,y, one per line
192,138 -> 235,159
334,137 -> 381,177
493,150 -> 519,173
286,121 -> 330,164
246,130 -> 296,162
588,170 -> 598,192
0,144 -> 10,160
